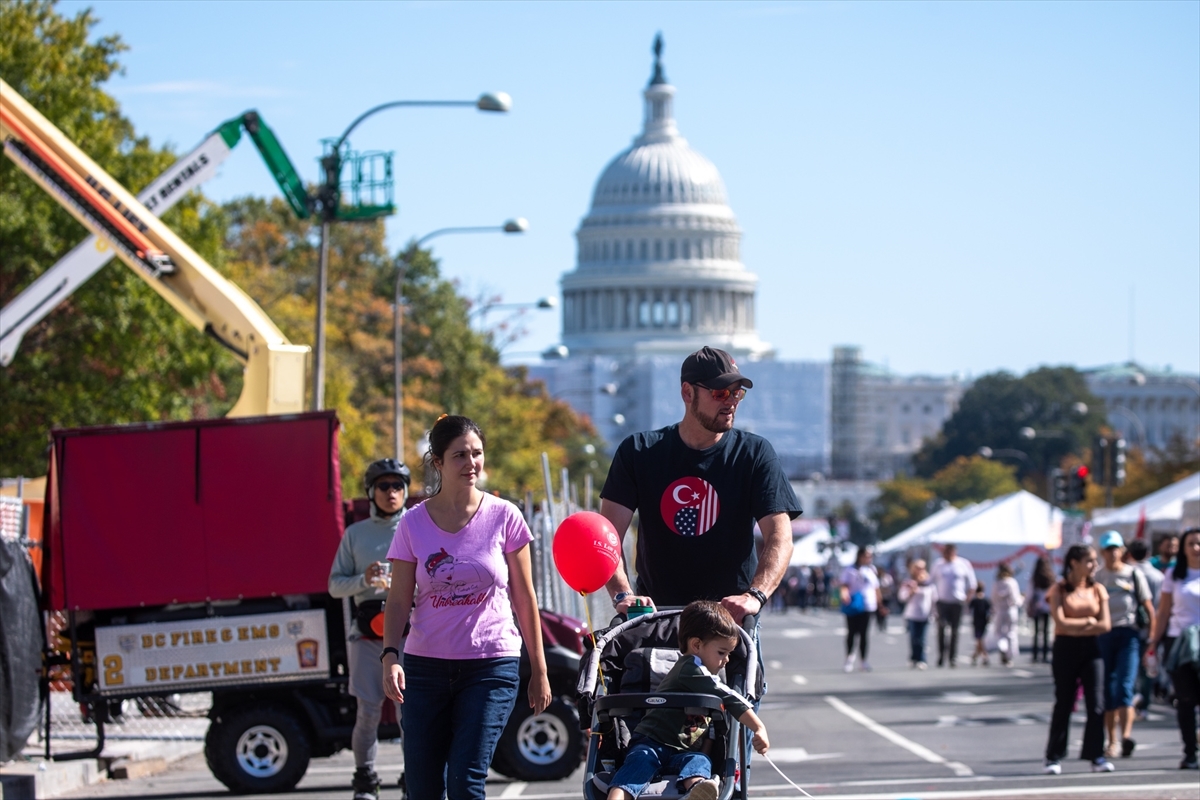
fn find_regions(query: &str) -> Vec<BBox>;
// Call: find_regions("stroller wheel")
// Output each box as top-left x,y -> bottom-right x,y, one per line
493,698 -> 583,781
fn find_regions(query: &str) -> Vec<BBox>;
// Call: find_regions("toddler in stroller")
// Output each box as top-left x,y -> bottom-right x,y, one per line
576,601 -> 769,800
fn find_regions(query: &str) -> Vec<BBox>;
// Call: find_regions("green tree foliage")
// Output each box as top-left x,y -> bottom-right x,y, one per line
1082,432 -> 1199,510
870,475 -> 936,539
913,367 -> 1106,482
0,0 -> 239,476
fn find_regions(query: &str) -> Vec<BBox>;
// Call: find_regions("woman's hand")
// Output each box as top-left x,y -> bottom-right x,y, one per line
382,656 -> 405,703
528,671 -> 552,716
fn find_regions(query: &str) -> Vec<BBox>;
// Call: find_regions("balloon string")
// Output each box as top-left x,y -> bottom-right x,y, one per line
761,753 -> 815,798
579,591 -> 605,691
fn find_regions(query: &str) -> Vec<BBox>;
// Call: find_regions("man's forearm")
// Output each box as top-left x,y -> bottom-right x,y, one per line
751,513 -> 793,594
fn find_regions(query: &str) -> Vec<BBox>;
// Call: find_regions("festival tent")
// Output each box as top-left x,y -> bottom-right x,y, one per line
789,526 -> 856,568
875,504 -> 961,555
926,490 -> 1063,594
1090,472 -> 1200,539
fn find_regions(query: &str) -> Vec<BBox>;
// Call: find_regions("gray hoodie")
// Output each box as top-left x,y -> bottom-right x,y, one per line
328,505 -> 404,637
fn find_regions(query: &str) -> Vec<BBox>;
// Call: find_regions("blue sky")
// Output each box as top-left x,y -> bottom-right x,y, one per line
57,0 -> 1200,376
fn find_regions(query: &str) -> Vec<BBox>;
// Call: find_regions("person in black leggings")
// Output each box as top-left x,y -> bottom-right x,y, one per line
1028,555 -> 1056,663
1147,528 -> 1200,771
840,547 -> 882,672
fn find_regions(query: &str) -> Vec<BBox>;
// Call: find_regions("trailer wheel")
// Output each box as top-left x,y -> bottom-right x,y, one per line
493,698 -> 582,781
206,706 -> 311,794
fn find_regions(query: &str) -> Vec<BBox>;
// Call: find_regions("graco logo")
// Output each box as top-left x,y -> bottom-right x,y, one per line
646,696 -> 666,705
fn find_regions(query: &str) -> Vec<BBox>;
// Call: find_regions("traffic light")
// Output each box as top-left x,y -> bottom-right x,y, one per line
1067,465 -> 1089,505
1051,469 -> 1069,506
1093,437 -> 1109,483
1112,438 -> 1127,487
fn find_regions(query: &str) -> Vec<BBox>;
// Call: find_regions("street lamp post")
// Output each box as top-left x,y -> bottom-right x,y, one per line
393,220 -> 528,462
311,92 -> 512,411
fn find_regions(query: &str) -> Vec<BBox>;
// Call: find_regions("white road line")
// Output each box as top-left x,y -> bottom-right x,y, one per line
824,695 -> 974,776
791,674 -> 808,685
1013,668 -> 1034,678
499,781 -> 529,798
743,782 -> 1200,799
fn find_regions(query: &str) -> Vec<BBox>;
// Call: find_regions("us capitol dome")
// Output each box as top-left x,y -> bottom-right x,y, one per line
560,36 -> 773,359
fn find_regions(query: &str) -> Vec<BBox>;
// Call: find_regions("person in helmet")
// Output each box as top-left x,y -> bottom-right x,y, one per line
329,458 -> 410,800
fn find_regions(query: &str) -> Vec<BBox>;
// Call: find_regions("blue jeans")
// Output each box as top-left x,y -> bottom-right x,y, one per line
610,733 -> 712,796
401,654 -> 520,800
1097,626 -> 1140,709
907,619 -> 929,664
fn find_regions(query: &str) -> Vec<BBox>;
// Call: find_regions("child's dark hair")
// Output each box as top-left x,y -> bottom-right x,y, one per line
423,415 -> 486,495
677,600 -> 738,653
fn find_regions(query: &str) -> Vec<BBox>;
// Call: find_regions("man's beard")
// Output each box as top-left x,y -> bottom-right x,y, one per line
690,392 -> 735,434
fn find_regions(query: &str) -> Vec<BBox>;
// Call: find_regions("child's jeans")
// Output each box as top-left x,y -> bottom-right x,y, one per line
610,733 -> 711,797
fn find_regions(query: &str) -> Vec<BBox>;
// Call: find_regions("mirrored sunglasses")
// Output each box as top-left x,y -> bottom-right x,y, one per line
374,481 -> 407,493
696,384 -> 748,402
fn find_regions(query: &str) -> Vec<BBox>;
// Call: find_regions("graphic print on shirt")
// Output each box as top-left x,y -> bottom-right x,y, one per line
424,548 -> 493,607
660,477 -> 721,537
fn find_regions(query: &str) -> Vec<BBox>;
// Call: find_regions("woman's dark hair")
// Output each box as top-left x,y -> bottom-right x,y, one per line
1061,544 -> 1096,591
855,546 -> 872,566
1174,528 -> 1200,581
678,600 -> 739,653
1032,555 -> 1055,590
422,415 -> 485,495
996,562 -> 1013,579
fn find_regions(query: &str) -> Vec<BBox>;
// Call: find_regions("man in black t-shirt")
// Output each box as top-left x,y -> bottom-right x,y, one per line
600,346 -> 801,622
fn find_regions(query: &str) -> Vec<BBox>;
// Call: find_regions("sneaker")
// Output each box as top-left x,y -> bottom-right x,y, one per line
1181,756 -> 1199,770
860,661 -> 872,672
916,661 -> 928,670
681,777 -> 720,800
1042,760 -> 1061,775
352,767 -> 380,800
844,655 -> 856,673
1121,738 -> 1135,758
1091,758 -> 1115,773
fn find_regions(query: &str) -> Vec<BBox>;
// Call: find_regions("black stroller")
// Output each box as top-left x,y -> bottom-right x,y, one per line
575,609 -> 762,800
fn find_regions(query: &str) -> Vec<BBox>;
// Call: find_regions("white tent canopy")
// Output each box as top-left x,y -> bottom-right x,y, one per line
876,505 -> 962,555
928,491 -> 1063,547
1091,473 -> 1200,533
789,527 -> 855,568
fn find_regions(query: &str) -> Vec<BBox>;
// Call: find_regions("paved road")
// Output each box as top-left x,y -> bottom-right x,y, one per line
62,609 -> 1198,800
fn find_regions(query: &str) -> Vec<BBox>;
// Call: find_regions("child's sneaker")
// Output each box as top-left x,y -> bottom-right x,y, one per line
1091,758 -> 1115,773
681,778 -> 720,800
1042,760 -> 1061,775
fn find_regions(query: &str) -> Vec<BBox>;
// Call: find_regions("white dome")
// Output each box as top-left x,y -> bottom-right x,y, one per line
559,38 -> 771,360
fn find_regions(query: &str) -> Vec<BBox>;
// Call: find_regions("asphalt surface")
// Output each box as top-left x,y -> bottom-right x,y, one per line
61,608 -> 1199,800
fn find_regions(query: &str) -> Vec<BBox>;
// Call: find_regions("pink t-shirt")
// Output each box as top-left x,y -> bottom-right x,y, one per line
387,493 -> 533,659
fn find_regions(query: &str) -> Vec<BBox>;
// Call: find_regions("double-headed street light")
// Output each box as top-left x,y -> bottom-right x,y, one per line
311,92 -> 512,411
393,220 -> 528,462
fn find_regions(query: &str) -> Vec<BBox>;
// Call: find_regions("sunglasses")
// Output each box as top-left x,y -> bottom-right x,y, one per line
695,384 -> 748,402
374,481 -> 407,493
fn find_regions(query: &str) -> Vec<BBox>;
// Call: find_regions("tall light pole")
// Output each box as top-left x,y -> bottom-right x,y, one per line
393,219 -> 529,462
311,92 -> 512,411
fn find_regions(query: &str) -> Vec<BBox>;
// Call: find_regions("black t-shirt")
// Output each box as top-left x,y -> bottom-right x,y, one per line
601,424 -> 802,606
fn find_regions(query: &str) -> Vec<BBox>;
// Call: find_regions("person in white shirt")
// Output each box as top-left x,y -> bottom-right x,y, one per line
931,544 -> 977,668
992,562 -> 1025,667
839,547 -> 881,672
1147,527 -> 1200,770
898,559 -> 938,669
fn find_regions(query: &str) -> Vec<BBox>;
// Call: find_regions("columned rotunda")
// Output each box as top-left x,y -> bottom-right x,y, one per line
560,38 -> 772,359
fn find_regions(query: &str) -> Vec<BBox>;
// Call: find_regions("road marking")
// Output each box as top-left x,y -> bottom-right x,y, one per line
768,659 -> 783,669
939,691 -> 997,704
499,781 -> 528,797
782,628 -> 813,638
765,746 -> 843,762
791,674 -> 809,685
1013,668 -> 1034,677
824,695 -> 974,776
743,783 -> 1200,799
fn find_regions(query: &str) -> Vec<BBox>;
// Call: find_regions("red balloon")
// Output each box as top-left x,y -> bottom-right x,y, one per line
552,511 -> 622,594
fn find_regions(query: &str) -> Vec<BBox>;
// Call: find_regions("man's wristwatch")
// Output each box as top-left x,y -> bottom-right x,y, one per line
379,646 -> 400,663
746,587 -> 768,608
612,591 -> 631,609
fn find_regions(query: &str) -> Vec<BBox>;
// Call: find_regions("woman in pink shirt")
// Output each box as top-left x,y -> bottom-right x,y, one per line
381,415 -> 551,800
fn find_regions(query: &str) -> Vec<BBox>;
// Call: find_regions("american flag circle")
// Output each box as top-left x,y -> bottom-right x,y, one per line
660,477 -> 720,537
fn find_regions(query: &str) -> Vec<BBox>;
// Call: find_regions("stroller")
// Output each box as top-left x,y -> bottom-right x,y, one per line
575,608 -> 763,800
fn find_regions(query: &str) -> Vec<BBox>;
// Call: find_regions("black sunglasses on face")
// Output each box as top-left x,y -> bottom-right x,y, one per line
694,384 -> 748,402
375,481 -> 407,493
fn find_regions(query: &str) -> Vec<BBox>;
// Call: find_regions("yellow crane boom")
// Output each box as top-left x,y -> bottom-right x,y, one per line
0,78 -> 308,416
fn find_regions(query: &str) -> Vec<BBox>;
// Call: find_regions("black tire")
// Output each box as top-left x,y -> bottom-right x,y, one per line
205,705 -> 312,794
493,697 -> 583,781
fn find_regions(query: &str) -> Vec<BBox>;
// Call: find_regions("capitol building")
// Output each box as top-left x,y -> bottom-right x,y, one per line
531,38 -> 830,475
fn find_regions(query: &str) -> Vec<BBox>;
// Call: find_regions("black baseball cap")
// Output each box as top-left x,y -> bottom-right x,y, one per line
680,346 -> 753,389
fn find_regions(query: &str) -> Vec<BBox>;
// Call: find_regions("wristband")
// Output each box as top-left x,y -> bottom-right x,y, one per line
747,587 -> 768,607
379,646 -> 400,663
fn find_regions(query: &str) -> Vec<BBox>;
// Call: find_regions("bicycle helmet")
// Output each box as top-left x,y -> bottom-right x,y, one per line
364,458 -> 411,495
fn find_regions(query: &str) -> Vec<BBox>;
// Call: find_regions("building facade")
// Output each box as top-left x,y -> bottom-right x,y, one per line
1084,363 -> 1200,453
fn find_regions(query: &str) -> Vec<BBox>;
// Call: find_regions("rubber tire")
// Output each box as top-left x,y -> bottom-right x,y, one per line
205,705 -> 312,794
493,697 -> 583,781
